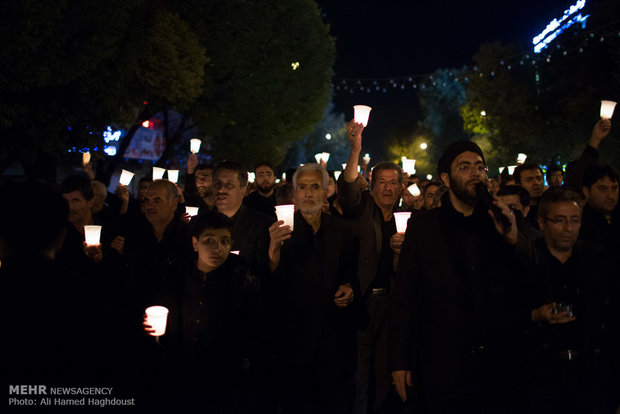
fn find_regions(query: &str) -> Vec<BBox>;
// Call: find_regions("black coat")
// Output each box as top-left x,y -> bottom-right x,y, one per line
270,211 -> 358,365
388,194 -> 530,397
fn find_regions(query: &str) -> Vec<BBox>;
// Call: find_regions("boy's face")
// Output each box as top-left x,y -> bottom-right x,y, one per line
192,228 -> 232,272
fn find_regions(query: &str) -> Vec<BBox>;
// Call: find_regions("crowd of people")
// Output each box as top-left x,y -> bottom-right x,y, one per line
2,117 -> 618,414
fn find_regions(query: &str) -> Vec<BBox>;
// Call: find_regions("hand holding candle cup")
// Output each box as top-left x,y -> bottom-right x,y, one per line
144,306 -> 169,340
275,204 -> 295,231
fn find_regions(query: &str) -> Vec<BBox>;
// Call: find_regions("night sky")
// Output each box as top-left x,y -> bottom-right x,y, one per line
316,0 -> 579,160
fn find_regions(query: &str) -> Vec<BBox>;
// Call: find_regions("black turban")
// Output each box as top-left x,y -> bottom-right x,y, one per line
437,140 -> 485,176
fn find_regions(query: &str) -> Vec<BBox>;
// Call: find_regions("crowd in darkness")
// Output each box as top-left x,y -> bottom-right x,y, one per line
2,117 -> 619,414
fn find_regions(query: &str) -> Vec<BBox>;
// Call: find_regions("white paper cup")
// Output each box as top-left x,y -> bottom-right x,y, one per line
600,100 -> 616,119
145,306 -> 169,336
153,167 -> 166,180
353,105 -> 372,127
185,206 -> 199,217
167,170 -> 179,183
394,212 -> 412,233
190,138 -> 202,153
84,225 -> 102,246
230,251 -> 240,255
275,204 -> 295,230
407,183 -> 421,196
507,165 -> 517,175
119,169 -> 134,186
517,153 -> 527,164
334,171 -> 342,180
402,158 -> 416,175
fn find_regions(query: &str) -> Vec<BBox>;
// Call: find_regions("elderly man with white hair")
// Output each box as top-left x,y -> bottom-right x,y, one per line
268,163 -> 358,414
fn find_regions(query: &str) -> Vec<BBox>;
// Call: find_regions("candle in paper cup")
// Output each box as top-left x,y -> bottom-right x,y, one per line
84,225 -> 102,246
275,204 -> 295,230
507,165 -> 517,175
145,306 -> 169,336
600,100 -> 616,119
248,172 -> 255,183
499,167 -> 505,174
353,105 -> 372,127
407,183 -> 421,196
167,170 -> 179,183
230,251 -> 240,255
334,171 -> 342,180
517,153 -> 527,164
402,158 -> 416,175
394,212 -> 412,233
153,167 -> 166,180
363,153 -> 371,164
185,206 -> 199,217
190,138 -> 202,153
119,169 -> 134,186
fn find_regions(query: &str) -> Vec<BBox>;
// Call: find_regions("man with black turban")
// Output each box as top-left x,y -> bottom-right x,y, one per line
388,141 -> 532,413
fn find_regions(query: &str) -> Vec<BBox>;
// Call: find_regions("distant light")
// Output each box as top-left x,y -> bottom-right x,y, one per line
420,142 -> 428,150
480,110 -> 487,117
103,126 -> 121,143
291,62 -> 300,70
426,174 -> 433,180
532,0 -> 588,53
325,133 -> 332,140
142,120 -> 150,128
103,146 -> 117,156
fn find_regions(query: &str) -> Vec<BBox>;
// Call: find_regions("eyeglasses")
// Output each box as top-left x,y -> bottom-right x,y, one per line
456,164 -> 489,174
543,216 -> 581,225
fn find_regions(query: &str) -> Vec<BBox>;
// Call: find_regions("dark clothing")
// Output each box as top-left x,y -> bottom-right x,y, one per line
270,211 -> 357,413
522,239 -> 618,414
230,205 -> 274,282
4,254 -> 134,390
579,202 -> 620,253
563,145 -> 599,192
337,178 -> 400,413
243,190 -> 277,219
388,194 -> 530,413
122,215 -> 194,318
142,254 -> 264,413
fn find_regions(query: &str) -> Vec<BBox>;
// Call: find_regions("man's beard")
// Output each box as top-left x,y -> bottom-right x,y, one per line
450,178 -> 479,206
257,182 -> 275,195
198,187 -> 213,198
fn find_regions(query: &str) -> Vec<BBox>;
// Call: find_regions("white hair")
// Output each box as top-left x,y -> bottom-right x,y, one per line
292,163 -> 329,189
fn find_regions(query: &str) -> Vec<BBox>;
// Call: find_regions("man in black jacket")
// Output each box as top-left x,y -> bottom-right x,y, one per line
339,120 -> 406,414
525,188 -> 618,413
214,161 -> 273,282
389,141 -> 528,413
268,163 -> 357,414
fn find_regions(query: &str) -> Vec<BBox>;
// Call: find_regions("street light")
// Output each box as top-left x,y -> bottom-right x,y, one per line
325,133 -> 332,140
420,142 -> 427,150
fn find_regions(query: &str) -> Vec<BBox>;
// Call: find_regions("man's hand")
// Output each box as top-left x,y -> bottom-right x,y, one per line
333,283 -> 354,308
488,195 -> 518,245
268,220 -> 292,271
392,370 -> 413,402
110,236 -> 125,255
589,118 -> 612,148
531,302 -> 576,324
115,184 -> 130,215
346,119 -> 364,151
143,315 -> 156,336
83,242 -> 103,264
187,153 -> 198,175
390,233 -> 405,255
